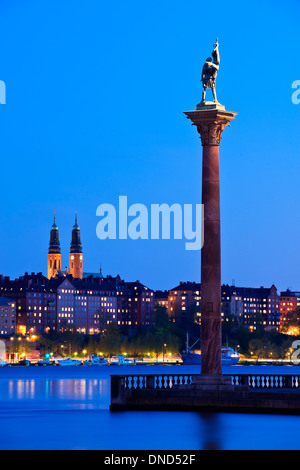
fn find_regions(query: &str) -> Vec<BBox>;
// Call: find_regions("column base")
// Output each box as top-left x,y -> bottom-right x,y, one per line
190,374 -> 235,391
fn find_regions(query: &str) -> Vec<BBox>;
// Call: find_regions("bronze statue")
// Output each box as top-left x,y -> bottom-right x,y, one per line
200,39 -> 220,105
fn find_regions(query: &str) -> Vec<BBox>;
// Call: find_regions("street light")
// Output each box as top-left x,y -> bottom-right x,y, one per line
163,344 -> 167,364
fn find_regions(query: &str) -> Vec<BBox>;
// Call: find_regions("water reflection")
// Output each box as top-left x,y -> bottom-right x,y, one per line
6,378 -> 110,409
8,379 -> 36,400
199,413 -> 222,450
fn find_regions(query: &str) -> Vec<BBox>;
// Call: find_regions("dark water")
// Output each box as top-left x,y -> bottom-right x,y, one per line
0,364 -> 299,450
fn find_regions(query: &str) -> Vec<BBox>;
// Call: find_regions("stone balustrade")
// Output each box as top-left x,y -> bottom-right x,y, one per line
112,373 -> 300,393
110,373 -> 300,411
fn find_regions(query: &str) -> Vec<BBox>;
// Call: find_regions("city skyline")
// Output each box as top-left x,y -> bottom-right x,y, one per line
0,0 -> 299,293
1,1 -> 300,453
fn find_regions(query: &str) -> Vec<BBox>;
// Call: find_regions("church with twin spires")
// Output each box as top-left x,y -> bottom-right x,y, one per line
48,213 -> 83,280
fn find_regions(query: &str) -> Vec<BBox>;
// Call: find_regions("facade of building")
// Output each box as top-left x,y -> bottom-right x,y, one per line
0,273 -> 154,335
154,290 -> 169,310
0,297 -> 16,336
221,285 -> 243,321
234,284 -> 280,331
0,272 -> 56,335
166,282 -> 281,331
279,290 -> 300,334
168,282 -> 201,325
116,280 -> 154,327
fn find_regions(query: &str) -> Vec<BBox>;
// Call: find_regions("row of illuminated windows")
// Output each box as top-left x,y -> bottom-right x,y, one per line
28,306 -> 55,310
60,289 -> 117,296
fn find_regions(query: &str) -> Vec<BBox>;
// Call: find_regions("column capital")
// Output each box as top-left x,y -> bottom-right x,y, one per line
184,108 -> 237,146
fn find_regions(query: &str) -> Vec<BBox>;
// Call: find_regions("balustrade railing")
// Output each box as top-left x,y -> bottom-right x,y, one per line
123,374 -> 193,390
110,373 -> 300,409
111,373 -> 300,393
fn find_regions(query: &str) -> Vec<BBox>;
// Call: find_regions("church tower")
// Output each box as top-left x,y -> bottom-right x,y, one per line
48,214 -> 61,279
69,213 -> 83,279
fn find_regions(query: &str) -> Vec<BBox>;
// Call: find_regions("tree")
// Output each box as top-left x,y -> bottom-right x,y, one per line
222,314 -> 239,332
280,308 -> 300,336
154,305 -> 170,329
248,338 -> 273,358
99,323 -> 121,356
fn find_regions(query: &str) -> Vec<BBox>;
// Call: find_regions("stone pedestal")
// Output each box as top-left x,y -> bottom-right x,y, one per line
191,374 -> 234,391
196,101 -> 225,111
184,106 -> 237,381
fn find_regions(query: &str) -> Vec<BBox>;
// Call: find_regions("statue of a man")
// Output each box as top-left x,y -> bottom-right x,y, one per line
200,39 -> 220,104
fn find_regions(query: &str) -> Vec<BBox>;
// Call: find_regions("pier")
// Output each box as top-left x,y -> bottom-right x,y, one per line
110,373 -> 300,414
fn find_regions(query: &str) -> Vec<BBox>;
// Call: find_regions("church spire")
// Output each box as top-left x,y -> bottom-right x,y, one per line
70,212 -> 82,253
48,212 -> 61,279
49,211 -> 60,254
69,212 -> 83,279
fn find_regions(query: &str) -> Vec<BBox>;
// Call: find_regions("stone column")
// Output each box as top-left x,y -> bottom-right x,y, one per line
184,108 -> 237,382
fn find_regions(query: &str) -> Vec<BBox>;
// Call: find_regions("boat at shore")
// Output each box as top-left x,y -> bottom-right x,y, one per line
85,355 -> 108,366
58,358 -> 82,366
113,355 -> 135,365
18,359 -> 31,366
38,356 -> 56,366
181,347 -> 240,365
181,333 -> 240,365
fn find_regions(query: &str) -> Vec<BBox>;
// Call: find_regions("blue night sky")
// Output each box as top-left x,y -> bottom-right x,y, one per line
0,0 -> 299,293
